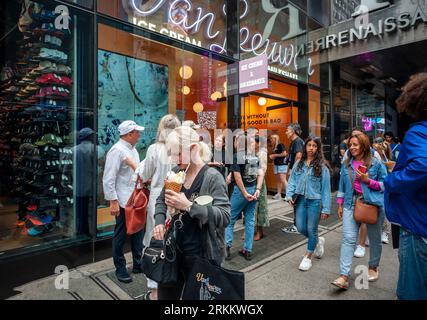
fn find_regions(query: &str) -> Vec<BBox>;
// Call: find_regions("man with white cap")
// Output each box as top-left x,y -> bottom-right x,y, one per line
103,120 -> 144,283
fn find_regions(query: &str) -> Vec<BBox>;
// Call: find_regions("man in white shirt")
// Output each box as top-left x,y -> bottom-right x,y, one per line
103,120 -> 144,283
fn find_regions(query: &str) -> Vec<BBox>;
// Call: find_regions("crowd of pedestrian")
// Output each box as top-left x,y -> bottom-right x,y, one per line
101,73 -> 427,300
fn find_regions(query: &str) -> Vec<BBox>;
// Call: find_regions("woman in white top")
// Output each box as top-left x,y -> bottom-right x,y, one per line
126,114 -> 180,300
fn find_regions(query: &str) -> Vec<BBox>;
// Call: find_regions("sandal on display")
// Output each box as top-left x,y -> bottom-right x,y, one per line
331,276 -> 349,290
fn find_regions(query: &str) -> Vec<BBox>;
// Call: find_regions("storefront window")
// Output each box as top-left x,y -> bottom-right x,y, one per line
97,0 -> 230,57
0,1 -> 94,257
355,89 -> 385,140
308,88 -> 331,157
96,22 -> 228,237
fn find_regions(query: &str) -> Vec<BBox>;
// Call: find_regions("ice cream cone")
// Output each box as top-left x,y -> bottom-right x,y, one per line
165,181 -> 182,193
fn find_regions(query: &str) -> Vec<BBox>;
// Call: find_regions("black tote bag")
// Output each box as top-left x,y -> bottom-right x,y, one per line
181,255 -> 245,300
182,206 -> 245,300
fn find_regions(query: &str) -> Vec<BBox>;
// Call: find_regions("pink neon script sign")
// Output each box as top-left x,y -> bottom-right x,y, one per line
239,54 -> 268,94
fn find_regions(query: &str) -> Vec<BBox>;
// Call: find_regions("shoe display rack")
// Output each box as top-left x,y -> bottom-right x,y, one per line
0,0 -> 74,238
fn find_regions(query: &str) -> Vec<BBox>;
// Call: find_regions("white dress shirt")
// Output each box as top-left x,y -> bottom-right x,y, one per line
102,139 -> 140,208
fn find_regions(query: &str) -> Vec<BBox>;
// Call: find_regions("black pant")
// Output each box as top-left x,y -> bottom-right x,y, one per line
112,207 -> 144,273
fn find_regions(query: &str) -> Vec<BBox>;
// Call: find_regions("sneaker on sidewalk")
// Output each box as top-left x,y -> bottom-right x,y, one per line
365,238 -> 370,246
272,193 -> 282,200
281,225 -> 299,234
116,270 -> 132,283
381,232 -> 389,244
354,245 -> 366,258
314,237 -> 325,258
299,256 -> 312,271
238,249 -> 252,261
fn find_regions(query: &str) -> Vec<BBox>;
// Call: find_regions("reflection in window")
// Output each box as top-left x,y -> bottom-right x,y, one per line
0,1 -> 93,256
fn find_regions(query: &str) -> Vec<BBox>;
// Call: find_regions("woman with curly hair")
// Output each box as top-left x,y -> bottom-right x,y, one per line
285,136 -> 331,271
385,72 -> 427,300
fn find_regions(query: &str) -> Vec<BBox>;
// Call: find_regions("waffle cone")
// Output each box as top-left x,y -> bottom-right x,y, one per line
165,181 -> 182,193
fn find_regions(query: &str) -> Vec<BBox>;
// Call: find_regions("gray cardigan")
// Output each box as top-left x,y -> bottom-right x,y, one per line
154,167 -> 231,265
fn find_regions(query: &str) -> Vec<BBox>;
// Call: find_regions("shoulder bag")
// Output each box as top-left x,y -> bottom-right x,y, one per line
125,176 -> 149,235
141,226 -> 178,285
348,167 -> 378,225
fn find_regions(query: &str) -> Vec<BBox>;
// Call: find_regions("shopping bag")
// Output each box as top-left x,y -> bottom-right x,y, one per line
182,255 -> 245,300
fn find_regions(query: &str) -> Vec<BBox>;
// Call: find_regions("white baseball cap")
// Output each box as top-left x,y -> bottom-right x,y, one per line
118,120 -> 144,136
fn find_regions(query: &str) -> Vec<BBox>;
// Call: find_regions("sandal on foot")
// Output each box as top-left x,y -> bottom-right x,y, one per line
142,291 -> 151,300
331,276 -> 349,290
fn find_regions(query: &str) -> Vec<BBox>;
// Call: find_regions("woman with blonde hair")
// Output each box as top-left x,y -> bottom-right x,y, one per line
125,114 -> 180,300
269,134 -> 288,200
152,126 -> 230,300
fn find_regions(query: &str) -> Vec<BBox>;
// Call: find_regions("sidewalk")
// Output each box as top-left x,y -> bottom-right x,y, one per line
8,198 -> 399,300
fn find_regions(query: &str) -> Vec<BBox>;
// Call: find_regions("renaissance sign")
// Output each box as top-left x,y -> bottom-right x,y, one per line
299,5 -> 427,56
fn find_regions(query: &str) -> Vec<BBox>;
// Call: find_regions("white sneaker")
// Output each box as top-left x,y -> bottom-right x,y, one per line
354,245 -> 366,258
365,238 -> 370,246
299,256 -> 312,271
314,237 -> 325,258
381,232 -> 389,244
272,193 -> 282,200
281,225 -> 299,234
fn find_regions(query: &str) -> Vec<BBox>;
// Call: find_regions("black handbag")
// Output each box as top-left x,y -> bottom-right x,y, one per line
141,229 -> 178,285
181,207 -> 245,300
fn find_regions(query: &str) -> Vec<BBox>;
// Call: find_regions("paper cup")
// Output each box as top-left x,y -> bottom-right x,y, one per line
194,195 -> 213,206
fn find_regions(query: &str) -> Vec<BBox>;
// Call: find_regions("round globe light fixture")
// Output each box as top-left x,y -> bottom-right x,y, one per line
181,86 -> 190,95
258,97 -> 267,106
179,65 -> 193,80
211,91 -> 222,101
193,102 -> 204,113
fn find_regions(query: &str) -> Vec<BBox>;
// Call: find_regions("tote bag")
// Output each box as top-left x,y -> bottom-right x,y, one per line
182,255 -> 245,300
182,206 -> 245,300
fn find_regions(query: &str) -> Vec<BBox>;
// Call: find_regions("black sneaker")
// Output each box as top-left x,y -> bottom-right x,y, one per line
132,266 -> 143,274
116,270 -> 132,283
225,246 -> 231,261
238,249 -> 252,261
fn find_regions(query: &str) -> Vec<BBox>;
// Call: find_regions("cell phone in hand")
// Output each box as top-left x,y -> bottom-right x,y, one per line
359,165 -> 367,174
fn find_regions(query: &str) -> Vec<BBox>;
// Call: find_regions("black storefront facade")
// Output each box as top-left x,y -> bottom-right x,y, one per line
0,0 -> 425,298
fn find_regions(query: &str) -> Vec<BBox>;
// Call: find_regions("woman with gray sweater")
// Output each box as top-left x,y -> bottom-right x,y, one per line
152,126 -> 231,300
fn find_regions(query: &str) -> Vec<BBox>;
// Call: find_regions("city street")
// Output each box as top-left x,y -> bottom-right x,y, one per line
8,198 -> 398,300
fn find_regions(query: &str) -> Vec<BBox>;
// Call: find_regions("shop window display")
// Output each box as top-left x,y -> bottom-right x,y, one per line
0,0 -> 92,256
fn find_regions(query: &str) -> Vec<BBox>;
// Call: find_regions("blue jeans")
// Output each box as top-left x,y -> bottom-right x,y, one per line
295,196 -> 321,253
112,207 -> 144,273
397,228 -> 427,300
339,204 -> 385,276
226,185 -> 258,252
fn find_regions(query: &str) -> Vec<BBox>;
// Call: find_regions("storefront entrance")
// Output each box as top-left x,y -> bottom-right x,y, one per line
241,79 -> 299,193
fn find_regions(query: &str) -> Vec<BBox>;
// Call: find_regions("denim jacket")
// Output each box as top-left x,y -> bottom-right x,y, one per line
337,158 -> 387,210
285,160 -> 331,214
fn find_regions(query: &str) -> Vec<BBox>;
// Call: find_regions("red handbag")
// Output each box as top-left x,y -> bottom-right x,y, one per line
125,176 -> 149,235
